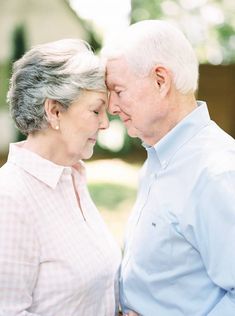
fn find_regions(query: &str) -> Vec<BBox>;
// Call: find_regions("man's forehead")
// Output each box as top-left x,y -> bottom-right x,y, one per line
106,58 -> 128,82
105,73 -> 124,90
105,74 -> 117,89
105,64 -> 120,87
106,57 -> 127,71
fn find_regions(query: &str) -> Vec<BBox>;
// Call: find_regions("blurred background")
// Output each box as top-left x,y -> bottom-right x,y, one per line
0,0 -> 235,245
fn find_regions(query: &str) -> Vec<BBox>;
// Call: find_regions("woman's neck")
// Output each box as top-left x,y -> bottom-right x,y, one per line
23,131 -> 74,166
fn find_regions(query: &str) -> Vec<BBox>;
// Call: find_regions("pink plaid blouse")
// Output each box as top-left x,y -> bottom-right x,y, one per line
0,142 -> 121,316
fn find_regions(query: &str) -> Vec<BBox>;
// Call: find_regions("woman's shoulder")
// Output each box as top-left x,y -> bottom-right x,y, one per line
0,162 -> 27,199
0,163 -> 33,226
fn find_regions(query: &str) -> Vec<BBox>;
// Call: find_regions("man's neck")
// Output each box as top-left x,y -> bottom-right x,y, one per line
146,92 -> 197,146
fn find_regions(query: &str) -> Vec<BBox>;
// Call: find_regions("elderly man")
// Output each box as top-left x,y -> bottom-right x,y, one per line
103,20 -> 235,316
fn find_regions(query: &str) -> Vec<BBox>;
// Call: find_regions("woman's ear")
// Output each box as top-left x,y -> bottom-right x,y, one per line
44,99 -> 61,130
152,66 -> 171,97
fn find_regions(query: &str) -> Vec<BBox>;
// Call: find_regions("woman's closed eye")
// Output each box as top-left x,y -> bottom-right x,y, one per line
115,90 -> 122,96
90,98 -> 107,115
91,106 -> 101,115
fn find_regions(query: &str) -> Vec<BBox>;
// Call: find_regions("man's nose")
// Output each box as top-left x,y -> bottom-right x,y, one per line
108,92 -> 120,115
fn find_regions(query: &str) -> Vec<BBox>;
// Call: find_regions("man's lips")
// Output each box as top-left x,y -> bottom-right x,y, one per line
121,117 -> 131,123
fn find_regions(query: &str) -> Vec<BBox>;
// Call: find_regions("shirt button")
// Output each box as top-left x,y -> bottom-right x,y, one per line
64,167 -> 72,175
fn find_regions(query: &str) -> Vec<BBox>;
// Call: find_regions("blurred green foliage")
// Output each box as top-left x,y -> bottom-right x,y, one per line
131,0 -> 163,23
0,24 -> 27,111
0,62 -> 10,109
131,0 -> 235,64
85,24 -> 102,52
11,24 -> 27,63
88,182 -> 136,211
10,24 -> 27,141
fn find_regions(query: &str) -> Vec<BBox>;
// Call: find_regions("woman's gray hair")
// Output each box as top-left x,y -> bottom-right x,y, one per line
102,20 -> 199,94
7,39 -> 106,135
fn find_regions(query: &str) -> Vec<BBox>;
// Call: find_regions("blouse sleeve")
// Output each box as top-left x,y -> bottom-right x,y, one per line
0,192 -> 41,315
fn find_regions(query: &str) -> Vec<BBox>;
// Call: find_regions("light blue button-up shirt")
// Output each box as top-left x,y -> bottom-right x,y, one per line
120,101 -> 235,316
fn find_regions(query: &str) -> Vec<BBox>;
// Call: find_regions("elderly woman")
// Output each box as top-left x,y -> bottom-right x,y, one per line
0,39 -> 121,315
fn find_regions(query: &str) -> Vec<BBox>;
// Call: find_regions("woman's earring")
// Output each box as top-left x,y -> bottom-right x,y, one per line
55,125 -> 59,130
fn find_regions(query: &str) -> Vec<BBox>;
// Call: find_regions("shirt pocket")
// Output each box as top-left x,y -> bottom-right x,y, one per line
131,208 -> 173,274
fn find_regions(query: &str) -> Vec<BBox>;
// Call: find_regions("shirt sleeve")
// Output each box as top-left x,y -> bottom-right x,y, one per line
183,170 -> 235,315
0,192 -> 40,315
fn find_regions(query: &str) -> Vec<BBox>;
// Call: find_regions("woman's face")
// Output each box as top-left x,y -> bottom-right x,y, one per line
59,90 -> 109,161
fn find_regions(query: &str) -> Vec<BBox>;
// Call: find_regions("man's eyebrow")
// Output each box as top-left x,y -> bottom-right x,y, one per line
105,80 -> 113,90
106,81 -> 121,91
105,75 -> 117,89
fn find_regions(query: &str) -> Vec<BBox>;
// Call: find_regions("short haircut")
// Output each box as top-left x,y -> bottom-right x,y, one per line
102,20 -> 199,94
8,39 -> 106,135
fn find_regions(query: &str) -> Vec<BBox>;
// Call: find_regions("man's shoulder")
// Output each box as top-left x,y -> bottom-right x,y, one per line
182,123 -> 235,185
191,121 -> 235,155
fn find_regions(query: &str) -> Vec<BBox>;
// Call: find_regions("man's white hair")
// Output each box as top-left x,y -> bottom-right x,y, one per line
102,20 -> 199,94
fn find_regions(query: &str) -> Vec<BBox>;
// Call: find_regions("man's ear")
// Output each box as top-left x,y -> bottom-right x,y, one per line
152,66 -> 171,97
44,99 -> 61,130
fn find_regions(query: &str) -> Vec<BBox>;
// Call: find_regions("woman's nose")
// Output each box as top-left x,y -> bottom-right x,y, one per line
99,111 -> 109,130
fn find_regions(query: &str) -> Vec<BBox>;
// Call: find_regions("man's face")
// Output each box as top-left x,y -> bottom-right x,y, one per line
106,57 -> 166,146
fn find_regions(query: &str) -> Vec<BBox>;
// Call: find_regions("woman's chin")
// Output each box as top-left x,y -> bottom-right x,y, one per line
80,148 -> 94,161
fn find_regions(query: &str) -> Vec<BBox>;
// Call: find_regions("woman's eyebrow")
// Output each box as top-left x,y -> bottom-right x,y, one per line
97,98 -> 106,105
93,99 -> 106,107
90,98 -> 106,107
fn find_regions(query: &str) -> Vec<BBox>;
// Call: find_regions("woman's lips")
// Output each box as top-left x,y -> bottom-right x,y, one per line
88,138 -> 97,143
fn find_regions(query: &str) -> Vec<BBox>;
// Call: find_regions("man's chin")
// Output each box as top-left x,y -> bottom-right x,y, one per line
127,128 -> 138,139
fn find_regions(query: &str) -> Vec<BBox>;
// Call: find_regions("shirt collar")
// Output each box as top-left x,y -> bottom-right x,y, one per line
7,142 -> 71,189
148,101 -> 211,169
